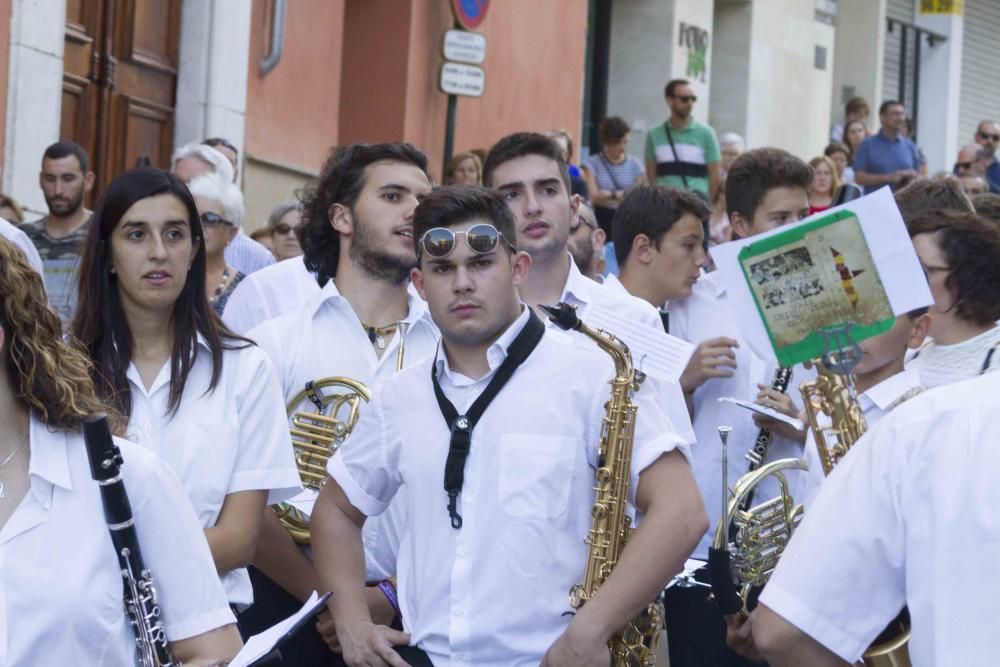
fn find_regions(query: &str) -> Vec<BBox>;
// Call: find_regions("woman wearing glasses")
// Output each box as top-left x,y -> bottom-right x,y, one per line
189,174 -> 246,315
266,201 -> 304,262
71,167 -> 301,622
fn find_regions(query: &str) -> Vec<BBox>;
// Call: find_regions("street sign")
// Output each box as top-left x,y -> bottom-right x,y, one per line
440,63 -> 485,97
443,29 -> 486,65
451,0 -> 490,30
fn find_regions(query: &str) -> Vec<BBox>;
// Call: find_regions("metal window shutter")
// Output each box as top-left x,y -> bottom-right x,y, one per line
960,0 -> 1000,143
883,0 -> 915,108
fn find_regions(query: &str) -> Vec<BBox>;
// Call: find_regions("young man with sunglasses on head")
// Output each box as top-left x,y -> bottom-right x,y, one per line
645,78 -> 721,200
242,143 -> 441,665
311,184 -> 707,667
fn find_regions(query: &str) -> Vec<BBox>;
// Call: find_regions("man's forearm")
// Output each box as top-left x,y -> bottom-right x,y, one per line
311,482 -> 372,626
253,510 -> 322,602
571,454 -> 706,640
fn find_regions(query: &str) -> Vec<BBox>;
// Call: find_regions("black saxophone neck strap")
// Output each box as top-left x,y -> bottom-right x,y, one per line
432,309 -> 546,529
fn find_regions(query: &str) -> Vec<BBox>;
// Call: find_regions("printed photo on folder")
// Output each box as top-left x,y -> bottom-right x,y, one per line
736,209 -> 895,366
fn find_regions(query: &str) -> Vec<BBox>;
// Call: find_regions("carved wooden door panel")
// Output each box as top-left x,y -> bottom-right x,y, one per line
61,0 -> 181,198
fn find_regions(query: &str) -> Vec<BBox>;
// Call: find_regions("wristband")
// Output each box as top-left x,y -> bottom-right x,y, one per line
377,579 -> 402,622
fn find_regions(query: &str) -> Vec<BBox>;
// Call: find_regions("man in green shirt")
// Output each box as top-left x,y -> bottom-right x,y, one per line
645,79 -> 721,201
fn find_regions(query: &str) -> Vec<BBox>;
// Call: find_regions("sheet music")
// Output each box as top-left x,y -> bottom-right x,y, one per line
285,488 -> 318,518
584,302 -> 696,384
717,396 -> 805,431
710,187 -> 933,362
229,591 -> 329,667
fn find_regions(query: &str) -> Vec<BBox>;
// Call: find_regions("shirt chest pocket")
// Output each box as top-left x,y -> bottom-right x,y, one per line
176,420 -> 238,524
498,435 -> 578,519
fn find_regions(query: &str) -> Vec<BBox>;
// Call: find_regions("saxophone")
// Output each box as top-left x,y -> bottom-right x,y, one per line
542,302 -> 664,667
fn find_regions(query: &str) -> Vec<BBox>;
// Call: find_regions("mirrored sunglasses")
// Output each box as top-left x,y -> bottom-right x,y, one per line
200,212 -> 233,227
418,223 -> 514,258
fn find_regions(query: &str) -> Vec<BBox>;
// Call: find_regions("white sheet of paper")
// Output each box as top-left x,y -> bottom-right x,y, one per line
286,488 -> 317,519
709,187 -> 933,362
718,396 -> 805,430
229,591 -> 327,667
584,302 -> 696,383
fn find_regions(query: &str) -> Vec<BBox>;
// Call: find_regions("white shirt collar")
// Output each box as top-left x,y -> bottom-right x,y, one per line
308,278 -> 431,328
561,254 -> 594,305
859,367 -> 923,412
28,413 -> 74,497
434,306 -> 532,385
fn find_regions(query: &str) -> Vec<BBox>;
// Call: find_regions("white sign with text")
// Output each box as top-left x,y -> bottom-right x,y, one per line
443,29 -> 487,64
440,62 -> 485,97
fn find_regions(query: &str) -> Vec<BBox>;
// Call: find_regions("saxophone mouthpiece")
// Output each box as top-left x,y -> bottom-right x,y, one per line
540,302 -> 581,331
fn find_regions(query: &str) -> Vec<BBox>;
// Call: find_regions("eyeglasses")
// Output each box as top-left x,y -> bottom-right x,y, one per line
271,222 -> 296,235
570,213 -> 597,234
418,223 -> 515,258
672,95 -> 697,103
955,161 -> 973,172
203,137 -> 239,155
200,212 -> 233,227
977,131 -> 1000,142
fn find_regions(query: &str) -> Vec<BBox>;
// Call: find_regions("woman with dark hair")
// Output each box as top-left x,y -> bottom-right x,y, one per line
0,236 -> 242,663
71,167 -> 301,617
907,209 -> 1000,387
583,115 -> 647,236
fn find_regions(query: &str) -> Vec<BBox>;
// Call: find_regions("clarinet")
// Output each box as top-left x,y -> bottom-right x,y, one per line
83,415 -> 177,667
737,365 -> 793,513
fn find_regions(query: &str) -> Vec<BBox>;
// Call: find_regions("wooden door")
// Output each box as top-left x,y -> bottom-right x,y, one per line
61,0 -> 181,200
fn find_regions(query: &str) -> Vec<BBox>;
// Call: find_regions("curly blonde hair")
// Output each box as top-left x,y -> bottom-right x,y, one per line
0,238 -> 120,432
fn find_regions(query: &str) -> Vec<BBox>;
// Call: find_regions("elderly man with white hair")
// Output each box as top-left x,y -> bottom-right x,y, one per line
187,173 -> 247,315
172,141 -> 275,276
718,132 -> 745,177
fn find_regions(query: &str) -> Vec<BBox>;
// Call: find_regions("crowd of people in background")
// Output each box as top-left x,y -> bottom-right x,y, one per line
2,74 -> 1000,667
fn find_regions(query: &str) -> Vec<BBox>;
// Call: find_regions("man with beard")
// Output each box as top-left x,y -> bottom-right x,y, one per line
21,141 -> 95,324
566,200 -> 605,280
242,143 -> 440,665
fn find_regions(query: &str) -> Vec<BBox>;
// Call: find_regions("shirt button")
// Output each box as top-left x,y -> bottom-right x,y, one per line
456,547 -> 469,558
454,607 -> 465,617
143,422 -> 152,430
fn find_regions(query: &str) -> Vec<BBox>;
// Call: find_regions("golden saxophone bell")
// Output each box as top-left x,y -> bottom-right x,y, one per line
273,377 -> 372,544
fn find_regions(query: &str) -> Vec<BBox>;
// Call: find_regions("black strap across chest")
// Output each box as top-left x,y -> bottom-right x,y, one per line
431,309 -> 546,529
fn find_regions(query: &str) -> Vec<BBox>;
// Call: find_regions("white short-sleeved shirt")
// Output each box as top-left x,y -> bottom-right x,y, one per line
224,230 -> 275,277
223,256 -> 320,335
669,270 -> 813,559
905,325 -> 1000,389
1,414 -> 235,665
0,220 -> 44,278
557,257 -> 696,445
329,308 -> 691,667
760,371 -> 1000,666
251,279 -> 440,580
125,336 -> 302,605
797,367 -> 922,506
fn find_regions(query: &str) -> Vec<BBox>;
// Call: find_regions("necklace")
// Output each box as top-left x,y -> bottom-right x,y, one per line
360,321 -> 399,350
0,430 -> 28,499
208,267 -> 231,304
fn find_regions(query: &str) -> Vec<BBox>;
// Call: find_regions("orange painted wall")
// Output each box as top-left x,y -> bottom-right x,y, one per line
244,0 -> 345,173
450,2 -> 588,171
339,0 -> 588,181
0,0 -> 10,174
